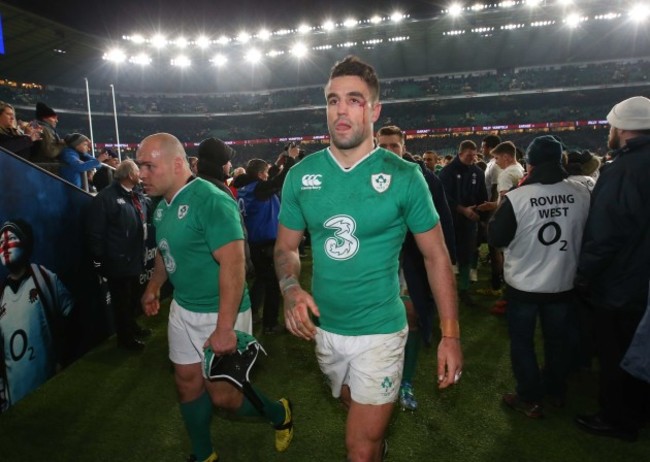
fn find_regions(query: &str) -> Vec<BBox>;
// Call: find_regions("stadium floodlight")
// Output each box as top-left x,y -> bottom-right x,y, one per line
297,24 -> 311,34
564,13 -> 582,27
237,32 -> 251,44
370,15 -> 382,24
290,42 -> 308,58
103,48 -> 126,63
557,0 -> 573,6
131,34 -> 145,44
629,3 -> 650,22
129,53 -> 152,66
171,55 -> 191,68
448,3 -> 463,16
343,18 -> 358,28
499,1 -> 516,8
391,12 -> 405,22
216,35 -> 230,45
175,37 -> 188,49
267,49 -> 284,57
471,3 -> 485,12
257,28 -> 271,41
321,20 -> 336,31
210,53 -> 228,66
195,35 -> 210,49
151,34 -> 167,49
244,48 -> 262,64
525,0 -> 543,7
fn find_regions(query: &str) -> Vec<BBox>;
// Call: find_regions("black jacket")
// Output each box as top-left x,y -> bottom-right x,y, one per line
438,156 -> 488,212
577,135 -> 650,311
86,181 -> 147,278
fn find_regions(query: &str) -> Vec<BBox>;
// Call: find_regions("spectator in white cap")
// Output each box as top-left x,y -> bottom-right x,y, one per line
575,96 -> 650,442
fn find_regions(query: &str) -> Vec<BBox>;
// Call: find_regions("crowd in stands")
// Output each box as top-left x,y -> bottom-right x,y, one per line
2,58 -> 648,116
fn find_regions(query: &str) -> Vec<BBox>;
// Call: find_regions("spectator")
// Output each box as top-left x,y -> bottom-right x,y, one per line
235,146 -> 298,333
59,133 -> 107,189
92,149 -> 120,192
575,96 -> 650,442
196,138 -> 233,198
0,101 -> 41,160
32,102 -> 64,161
564,150 -> 600,192
86,160 -> 150,351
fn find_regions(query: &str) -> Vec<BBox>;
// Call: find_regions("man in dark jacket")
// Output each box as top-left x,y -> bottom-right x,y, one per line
86,160 -> 149,350
377,125 -> 456,411
439,140 -> 487,306
575,96 -> 650,441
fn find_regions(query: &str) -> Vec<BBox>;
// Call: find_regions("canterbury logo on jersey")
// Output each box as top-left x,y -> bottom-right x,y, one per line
301,174 -> 323,190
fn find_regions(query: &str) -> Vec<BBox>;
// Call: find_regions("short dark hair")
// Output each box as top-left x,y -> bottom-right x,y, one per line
459,140 -> 477,153
376,125 -> 404,142
491,141 -> 517,157
246,158 -> 269,178
329,56 -> 380,102
482,134 -> 501,150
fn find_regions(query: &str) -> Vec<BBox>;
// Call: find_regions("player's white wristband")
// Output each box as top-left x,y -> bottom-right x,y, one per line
279,275 -> 300,295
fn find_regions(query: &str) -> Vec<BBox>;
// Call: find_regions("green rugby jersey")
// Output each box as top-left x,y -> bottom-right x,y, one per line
280,147 -> 439,335
153,178 -> 251,313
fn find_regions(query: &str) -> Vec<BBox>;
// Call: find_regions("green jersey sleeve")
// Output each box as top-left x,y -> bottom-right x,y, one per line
200,192 -> 245,252
279,168 -> 306,231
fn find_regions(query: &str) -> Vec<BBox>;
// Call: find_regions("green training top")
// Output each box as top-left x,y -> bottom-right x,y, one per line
153,177 -> 251,313
279,147 -> 439,335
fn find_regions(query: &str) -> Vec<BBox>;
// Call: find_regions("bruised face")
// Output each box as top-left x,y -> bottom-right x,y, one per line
325,75 -> 381,152
0,230 -> 24,267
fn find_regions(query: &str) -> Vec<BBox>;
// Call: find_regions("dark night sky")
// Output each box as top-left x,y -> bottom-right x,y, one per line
4,0 -> 445,37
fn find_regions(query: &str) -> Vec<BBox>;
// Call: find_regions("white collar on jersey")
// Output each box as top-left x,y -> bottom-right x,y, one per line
327,146 -> 379,172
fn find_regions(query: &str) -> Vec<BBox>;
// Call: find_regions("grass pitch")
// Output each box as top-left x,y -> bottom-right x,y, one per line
0,254 -> 647,461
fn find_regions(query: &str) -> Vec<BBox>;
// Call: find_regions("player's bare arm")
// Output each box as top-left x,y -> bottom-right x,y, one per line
274,224 -> 320,341
204,239 -> 246,356
141,253 -> 168,317
413,224 -> 464,389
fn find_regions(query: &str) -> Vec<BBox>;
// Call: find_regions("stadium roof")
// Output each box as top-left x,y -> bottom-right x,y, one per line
1,1 -> 649,93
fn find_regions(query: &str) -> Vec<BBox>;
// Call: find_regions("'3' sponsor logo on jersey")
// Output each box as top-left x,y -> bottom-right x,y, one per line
301,174 -> 323,190
323,215 -> 359,261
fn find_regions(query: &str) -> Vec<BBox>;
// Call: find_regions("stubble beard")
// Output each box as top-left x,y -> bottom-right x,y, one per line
329,125 -> 367,151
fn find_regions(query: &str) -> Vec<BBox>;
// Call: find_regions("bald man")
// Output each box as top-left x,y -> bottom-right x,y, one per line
137,134 -> 293,462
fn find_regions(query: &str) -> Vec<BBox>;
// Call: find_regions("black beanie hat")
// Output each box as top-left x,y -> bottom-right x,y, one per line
35,102 -> 57,119
0,219 -> 34,259
197,138 -> 234,177
525,135 -> 563,167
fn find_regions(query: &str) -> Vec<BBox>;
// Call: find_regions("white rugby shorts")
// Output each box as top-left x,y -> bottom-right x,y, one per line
168,299 -> 252,367
315,325 -> 408,405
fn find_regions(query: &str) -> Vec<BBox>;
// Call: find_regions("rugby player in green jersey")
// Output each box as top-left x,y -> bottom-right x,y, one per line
274,57 -> 463,462
137,134 -> 293,462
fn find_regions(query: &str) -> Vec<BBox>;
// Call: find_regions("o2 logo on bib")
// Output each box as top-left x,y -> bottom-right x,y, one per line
158,239 -> 177,273
323,215 -> 359,260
